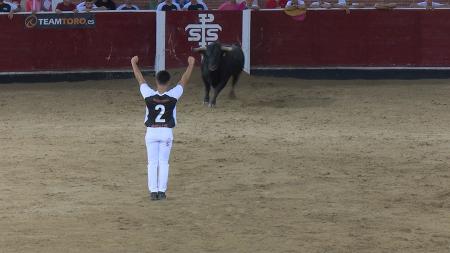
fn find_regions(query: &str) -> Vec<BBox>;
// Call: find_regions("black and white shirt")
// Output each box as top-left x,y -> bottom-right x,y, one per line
183,1 -> 208,10
156,1 -> 181,11
140,83 -> 183,128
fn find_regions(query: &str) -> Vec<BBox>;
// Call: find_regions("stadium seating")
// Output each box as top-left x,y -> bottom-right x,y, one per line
125,0 -> 450,11
12,0 -> 450,12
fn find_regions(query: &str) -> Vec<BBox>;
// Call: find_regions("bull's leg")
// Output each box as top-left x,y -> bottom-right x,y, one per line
204,84 -> 211,105
229,84 -> 236,100
209,82 -> 227,107
202,76 -> 211,105
229,73 -> 241,99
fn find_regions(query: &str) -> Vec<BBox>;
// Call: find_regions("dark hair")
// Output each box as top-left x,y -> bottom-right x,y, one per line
156,70 -> 171,85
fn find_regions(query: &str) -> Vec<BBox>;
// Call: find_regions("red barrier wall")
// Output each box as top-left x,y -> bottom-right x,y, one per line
2,9 -> 450,73
165,11 -> 243,68
251,9 -> 450,67
0,12 -> 155,72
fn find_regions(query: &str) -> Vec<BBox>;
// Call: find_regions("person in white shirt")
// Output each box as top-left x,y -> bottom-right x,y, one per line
4,0 -> 18,10
131,55 -> 195,201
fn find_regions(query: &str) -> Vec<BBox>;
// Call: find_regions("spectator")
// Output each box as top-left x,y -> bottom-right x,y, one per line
174,0 -> 187,6
183,0 -> 208,10
374,1 -> 396,9
149,0 -> 158,9
265,0 -> 288,8
0,0 -> 15,19
265,0 -> 276,8
55,0 -> 77,12
117,0 -> 139,10
95,0 -> 116,10
285,0 -> 305,8
333,0 -> 365,7
244,0 -> 259,9
77,0 -> 100,11
413,0 -> 446,8
5,0 -> 20,11
26,0 -> 52,12
309,0 -> 331,8
217,0 -> 246,10
156,0 -> 181,10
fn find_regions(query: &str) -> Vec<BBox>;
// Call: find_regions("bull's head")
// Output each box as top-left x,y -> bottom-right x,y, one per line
193,42 -> 233,72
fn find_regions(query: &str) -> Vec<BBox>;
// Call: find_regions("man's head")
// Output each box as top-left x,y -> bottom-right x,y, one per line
156,70 -> 171,86
0,0 -> 4,4
85,0 -> 95,9
63,0 -> 72,4
124,0 -> 131,4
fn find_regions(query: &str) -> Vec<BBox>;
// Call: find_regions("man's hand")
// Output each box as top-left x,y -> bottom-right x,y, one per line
131,56 -> 139,65
8,11 -> 13,20
131,55 -> 146,85
179,56 -> 195,87
188,56 -> 195,66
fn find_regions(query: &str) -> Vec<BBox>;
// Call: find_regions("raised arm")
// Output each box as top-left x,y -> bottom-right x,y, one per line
178,56 -> 195,87
131,56 -> 147,85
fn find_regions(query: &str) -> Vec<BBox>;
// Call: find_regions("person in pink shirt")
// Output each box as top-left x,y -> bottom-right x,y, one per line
218,0 -> 246,10
26,0 -> 52,11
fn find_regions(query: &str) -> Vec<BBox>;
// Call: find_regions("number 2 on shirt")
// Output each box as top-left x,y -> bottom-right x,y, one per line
155,104 -> 166,123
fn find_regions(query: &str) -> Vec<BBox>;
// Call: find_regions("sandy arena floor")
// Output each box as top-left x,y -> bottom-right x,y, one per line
0,72 -> 450,253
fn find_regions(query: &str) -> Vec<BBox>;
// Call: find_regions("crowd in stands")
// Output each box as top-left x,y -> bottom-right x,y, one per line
272,0 -> 448,9
1,0 -> 449,19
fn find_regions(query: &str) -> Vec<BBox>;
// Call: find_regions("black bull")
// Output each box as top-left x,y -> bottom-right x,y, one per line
193,42 -> 245,107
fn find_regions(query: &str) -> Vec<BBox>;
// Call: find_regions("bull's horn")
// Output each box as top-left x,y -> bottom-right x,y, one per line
221,46 -> 233,52
192,47 -> 206,52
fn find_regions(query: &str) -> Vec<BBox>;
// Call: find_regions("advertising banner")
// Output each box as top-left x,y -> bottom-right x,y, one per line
25,13 -> 96,29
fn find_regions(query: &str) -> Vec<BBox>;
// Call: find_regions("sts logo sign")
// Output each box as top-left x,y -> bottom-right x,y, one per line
185,14 -> 222,47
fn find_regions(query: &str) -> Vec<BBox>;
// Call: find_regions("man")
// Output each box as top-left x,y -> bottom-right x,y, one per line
183,0 -> 208,10
244,0 -> 259,9
156,0 -> 180,11
413,0 -> 446,8
131,55 -> 195,201
374,1 -> 396,9
333,0 -> 365,8
77,0 -> 101,12
5,0 -> 19,11
285,0 -> 305,8
55,0 -> 77,12
0,0 -> 14,19
309,0 -> 331,8
95,0 -> 116,10
117,0 -> 139,10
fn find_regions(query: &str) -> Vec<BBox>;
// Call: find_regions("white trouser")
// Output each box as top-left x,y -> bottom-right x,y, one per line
145,127 -> 173,193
